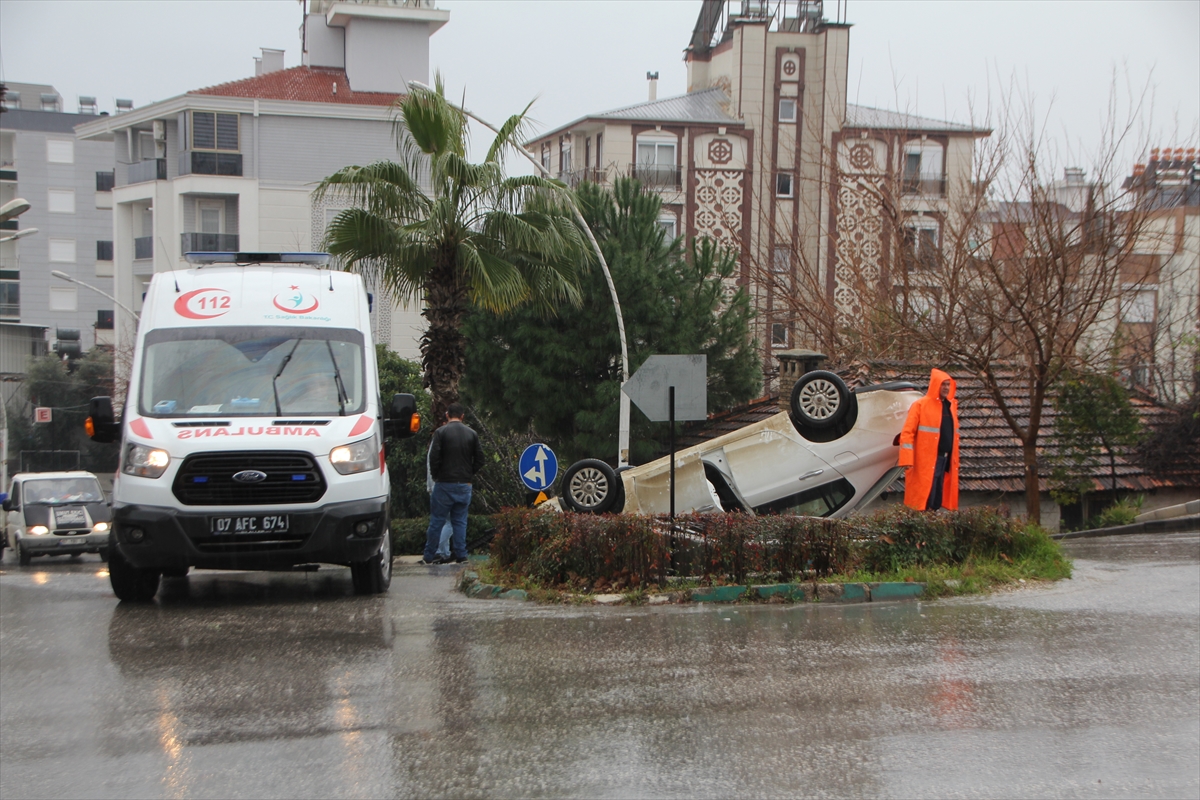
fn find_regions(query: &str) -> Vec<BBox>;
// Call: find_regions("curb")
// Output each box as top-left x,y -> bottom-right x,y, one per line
1051,513 -> 1200,540
458,571 -> 925,606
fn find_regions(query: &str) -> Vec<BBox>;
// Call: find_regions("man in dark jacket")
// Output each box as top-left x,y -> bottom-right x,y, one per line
422,403 -> 486,564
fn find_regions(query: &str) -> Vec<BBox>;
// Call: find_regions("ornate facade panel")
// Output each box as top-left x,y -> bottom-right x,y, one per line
693,133 -> 748,170
832,138 -> 889,325
692,168 -> 745,251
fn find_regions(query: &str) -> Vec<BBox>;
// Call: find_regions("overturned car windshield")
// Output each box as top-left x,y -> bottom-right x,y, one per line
24,478 -> 104,505
139,326 -> 365,417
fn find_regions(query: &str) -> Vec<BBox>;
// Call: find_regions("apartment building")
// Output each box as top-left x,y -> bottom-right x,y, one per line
1,82 -> 117,352
73,0 -> 450,360
525,0 -> 986,370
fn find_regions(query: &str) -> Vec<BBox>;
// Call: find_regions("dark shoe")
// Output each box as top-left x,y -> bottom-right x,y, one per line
453,557 -> 469,564
418,558 -> 441,565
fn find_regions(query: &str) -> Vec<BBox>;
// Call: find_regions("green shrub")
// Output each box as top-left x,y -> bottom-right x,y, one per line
391,514 -> 497,555
1086,496 -> 1143,529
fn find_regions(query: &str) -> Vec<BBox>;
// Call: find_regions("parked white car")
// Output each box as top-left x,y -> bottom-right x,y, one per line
558,371 -> 920,517
2,471 -> 112,565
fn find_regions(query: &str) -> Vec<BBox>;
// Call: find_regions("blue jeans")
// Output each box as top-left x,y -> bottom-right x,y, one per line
426,482 -> 471,561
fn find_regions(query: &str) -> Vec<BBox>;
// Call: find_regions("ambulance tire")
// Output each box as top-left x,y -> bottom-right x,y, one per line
108,544 -> 161,603
351,529 -> 392,595
790,371 -> 851,431
560,459 -> 621,514
17,539 -> 31,567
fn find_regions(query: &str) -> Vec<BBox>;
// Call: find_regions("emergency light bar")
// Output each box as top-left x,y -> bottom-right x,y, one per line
184,252 -> 332,267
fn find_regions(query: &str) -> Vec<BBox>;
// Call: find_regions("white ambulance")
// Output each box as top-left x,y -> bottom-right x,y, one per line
87,253 -> 417,601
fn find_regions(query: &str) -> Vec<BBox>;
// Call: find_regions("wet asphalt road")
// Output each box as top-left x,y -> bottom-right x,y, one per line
1,532 -> 1197,799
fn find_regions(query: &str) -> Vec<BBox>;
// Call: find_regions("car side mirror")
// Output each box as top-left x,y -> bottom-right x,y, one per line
86,396 -> 121,444
1,498 -> 11,512
383,393 -> 419,439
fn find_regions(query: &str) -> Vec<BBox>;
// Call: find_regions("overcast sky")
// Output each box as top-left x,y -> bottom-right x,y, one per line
2,0 -> 1196,172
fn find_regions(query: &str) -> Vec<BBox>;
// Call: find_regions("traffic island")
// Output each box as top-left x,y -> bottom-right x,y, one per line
458,569 -> 927,606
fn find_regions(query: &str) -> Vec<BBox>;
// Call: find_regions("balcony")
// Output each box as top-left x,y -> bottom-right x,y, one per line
559,168 -> 608,187
629,163 -> 682,190
126,158 -> 166,185
0,169 -> 15,182
179,151 -> 243,177
95,171 -> 115,192
181,232 -> 239,253
901,175 -> 947,197
134,236 -> 153,260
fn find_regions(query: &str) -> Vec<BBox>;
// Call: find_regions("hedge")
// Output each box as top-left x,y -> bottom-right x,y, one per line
391,515 -> 497,556
490,505 -> 1032,588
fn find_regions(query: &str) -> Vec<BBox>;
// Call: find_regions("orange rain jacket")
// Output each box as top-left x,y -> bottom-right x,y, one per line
898,368 -> 960,510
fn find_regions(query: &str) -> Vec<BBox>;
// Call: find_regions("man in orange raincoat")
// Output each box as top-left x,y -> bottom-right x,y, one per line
898,368 -> 959,510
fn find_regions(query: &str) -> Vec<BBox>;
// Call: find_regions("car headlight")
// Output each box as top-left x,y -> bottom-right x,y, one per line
330,434 -> 379,475
29,525 -> 49,536
92,522 -> 110,533
123,443 -> 170,478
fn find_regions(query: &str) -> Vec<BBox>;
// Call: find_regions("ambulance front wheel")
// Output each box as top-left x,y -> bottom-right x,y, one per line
351,531 -> 392,595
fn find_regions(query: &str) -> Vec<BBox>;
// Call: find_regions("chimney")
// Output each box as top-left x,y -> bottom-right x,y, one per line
258,48 -> 285,76
775,349 -> 827,411
647,71 -> 659,102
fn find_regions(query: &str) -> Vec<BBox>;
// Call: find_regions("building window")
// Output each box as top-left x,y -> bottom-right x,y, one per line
0,280 -> 18,319
1122,287 -> 1156,324
198,199 -> 225,234
635,138 -> 678,187
903,220 -> 939,270
96,171 -> 115,192
96,240 -> 113,261
48,238 -> 76,263
657,216 -> 677,239
772,322 -> 789,347
191,111 -> 239,151
776,172 -> 793,197
138,131 -> 157,161
49,287 -> 78,312
47,189 -> 75,214
559,136 -> 572,174
541,143 -> 550,172
902,140 -> 945,195
595,133 -> 603,168
772,246 -> 790,273
47,139 -> 74,164
97,310 -> 114,330
779,98 -> 797,123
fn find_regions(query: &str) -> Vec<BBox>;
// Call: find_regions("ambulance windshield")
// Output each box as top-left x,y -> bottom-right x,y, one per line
139,326 -> 366,417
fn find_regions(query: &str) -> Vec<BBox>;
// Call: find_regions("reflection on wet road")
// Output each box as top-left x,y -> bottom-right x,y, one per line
1,532 -> 1197,798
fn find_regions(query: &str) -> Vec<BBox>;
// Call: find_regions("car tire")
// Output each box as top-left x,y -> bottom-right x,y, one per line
560,459 -> 621,514
98,548 -> 108,563
108,543 -> 161,602
350,531 -> 392,595
790,370 -> 851,430
161,566 -> 189,578
16,539 -> 31,567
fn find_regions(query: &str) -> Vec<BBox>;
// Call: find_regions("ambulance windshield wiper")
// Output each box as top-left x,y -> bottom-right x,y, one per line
325,340 -> 348,416
271,338 -> 303,415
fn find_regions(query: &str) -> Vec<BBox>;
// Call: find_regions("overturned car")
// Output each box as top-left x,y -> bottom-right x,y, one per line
557,371 -> 920,517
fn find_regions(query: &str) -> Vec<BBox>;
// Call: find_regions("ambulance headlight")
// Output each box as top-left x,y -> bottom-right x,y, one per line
123,443 -> 170,479
330,434 -> 379,475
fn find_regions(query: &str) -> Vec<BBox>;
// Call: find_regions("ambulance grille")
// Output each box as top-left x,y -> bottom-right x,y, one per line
172,451 -> 325,506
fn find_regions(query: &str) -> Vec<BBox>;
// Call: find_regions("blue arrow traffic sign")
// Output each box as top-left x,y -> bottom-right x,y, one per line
518,443 -> 558,491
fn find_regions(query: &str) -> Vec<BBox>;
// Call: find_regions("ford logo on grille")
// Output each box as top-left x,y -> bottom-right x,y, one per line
232,470 -> 268,484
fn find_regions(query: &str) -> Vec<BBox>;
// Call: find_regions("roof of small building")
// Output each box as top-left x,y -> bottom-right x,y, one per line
844,104 -> 988,135
672,362 -> 1197,495
192,66 -> 400,106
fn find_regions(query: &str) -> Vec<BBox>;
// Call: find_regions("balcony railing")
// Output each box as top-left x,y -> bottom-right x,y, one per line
179,150 -> 243,177
901,175 -> 947,197
95,171 -> 115,192
134,236 -> 153,260
126,158 -> 166,184
0,169 -> 16,182
181,232 -> 239,253
559,168 -> 608,187
629,163 -> 682,190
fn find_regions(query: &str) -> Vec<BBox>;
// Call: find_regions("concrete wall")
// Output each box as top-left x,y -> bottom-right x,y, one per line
344,18 -> 429,92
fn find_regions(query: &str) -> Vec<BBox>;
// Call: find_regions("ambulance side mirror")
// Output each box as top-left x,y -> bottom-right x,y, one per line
86,396 -> 120,444
384,393 -> 419,439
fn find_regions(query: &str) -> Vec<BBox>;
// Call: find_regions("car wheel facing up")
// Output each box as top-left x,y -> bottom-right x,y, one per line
560,459 -> 622,514
790,370 -> 852,432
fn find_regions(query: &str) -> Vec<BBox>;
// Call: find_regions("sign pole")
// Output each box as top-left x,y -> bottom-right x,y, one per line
669,386 -> 675,522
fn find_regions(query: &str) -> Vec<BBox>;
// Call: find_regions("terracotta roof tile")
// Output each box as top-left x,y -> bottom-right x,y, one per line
193,66 -> 399,107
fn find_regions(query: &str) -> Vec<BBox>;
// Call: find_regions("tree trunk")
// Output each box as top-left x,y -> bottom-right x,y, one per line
1022,439 -> 1041,525
420,251 -> 469,425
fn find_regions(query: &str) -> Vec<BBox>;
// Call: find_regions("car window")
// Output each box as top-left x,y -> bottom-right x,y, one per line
22,478 -> 104,505
753,477 -> 855,517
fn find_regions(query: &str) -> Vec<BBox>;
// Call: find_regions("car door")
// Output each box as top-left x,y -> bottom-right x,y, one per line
715,417 -> 845,512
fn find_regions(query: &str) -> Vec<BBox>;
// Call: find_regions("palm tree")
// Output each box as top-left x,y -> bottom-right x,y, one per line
316,77 -> 587,422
